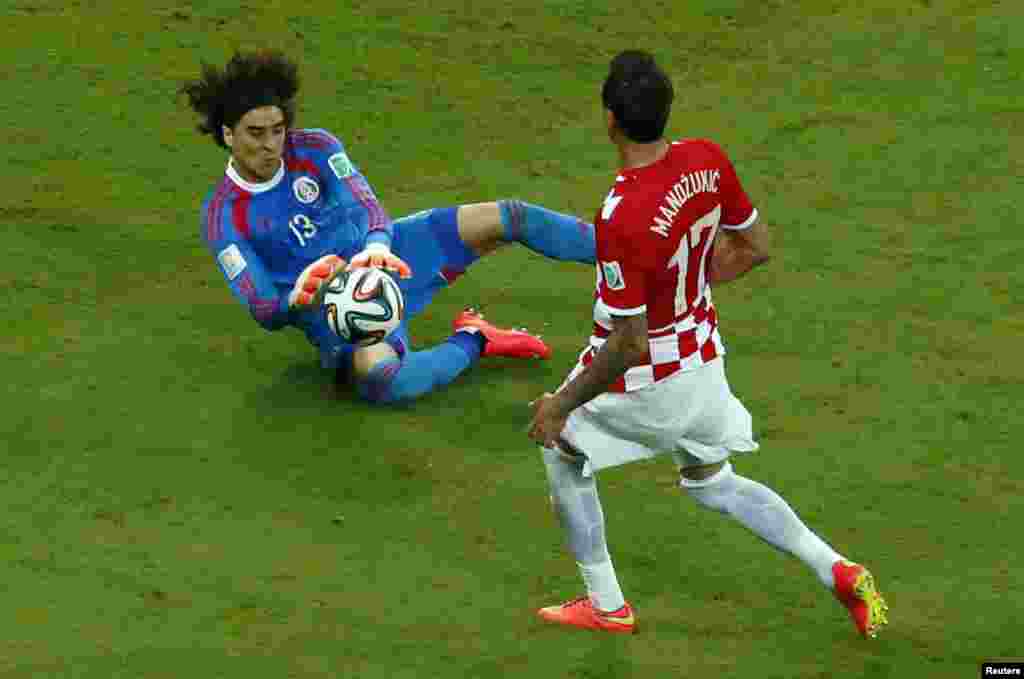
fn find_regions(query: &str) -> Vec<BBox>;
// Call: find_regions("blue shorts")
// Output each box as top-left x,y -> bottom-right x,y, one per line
303,207 -> 477,370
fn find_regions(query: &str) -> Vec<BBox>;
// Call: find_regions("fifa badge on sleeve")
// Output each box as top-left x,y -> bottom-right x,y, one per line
601,260 -> 626,290
217,244 -> 247,281
328,152 -> 355,179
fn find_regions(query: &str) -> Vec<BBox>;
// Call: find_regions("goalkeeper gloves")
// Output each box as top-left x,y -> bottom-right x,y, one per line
288,254 -> 346,309
346,243 -> 413,279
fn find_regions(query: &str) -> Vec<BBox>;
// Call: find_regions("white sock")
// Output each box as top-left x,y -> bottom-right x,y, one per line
579,560 -> 626,612
683,463 -> 844,589
542,447 -> 626,611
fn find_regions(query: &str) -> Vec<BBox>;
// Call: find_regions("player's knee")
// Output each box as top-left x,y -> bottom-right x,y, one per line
679,461 -> 736,514
542,443 -> 586,472
459,202 -> 506,256
541,444 -> 585,496
355,357 -> 406,405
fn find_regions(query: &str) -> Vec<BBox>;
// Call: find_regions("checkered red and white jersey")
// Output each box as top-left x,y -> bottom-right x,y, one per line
574,139 -> 758,393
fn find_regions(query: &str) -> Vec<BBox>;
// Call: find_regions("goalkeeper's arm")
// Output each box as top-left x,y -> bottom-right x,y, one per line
206,236 -> 291,331
208,234 -> 343,331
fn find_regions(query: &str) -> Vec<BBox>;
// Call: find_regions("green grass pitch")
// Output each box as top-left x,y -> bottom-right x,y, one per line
1,1 -> 1021,676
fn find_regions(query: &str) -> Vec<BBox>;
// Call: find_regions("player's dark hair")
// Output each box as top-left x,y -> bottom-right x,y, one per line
601,50 -> 673,143
180,49 -> 299,148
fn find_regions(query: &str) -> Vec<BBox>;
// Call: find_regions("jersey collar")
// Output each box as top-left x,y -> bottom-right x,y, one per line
618,139 -> 675,178
226,158 -> 285,193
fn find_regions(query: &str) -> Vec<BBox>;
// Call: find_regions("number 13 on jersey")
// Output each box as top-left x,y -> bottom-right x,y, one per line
289,214 -> 318,246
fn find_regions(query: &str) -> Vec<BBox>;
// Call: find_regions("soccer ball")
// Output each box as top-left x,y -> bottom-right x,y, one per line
322,268 -> 404,346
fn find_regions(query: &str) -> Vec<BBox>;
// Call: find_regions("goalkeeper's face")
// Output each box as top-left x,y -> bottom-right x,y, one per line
223,105 -> 286,183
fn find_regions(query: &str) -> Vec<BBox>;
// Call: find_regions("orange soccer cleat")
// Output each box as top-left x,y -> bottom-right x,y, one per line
452,308 -> 551,359
537,597 -> 637,634
832,560 -> 889,639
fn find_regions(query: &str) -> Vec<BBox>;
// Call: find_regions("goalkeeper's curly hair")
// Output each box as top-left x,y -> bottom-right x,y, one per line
181,49 -> 300,149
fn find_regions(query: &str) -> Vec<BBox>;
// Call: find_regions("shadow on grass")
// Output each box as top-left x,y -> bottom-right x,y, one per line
254,359 -> 359,411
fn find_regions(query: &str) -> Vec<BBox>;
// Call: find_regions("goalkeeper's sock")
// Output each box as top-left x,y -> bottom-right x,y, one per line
447,328 -> 486,359
357,337 -> 480,405
499,200 -> 596,264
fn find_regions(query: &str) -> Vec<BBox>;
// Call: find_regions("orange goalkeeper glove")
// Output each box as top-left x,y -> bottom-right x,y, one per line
288,254 -> 346,309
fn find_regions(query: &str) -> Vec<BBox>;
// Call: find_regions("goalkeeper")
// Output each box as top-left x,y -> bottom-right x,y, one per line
182,50 -> 596,404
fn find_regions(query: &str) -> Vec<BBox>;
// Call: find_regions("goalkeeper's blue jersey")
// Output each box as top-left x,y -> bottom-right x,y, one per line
200,128 -> 393,333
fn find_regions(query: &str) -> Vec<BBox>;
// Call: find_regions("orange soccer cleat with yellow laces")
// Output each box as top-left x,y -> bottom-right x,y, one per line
832,560 -> 889,639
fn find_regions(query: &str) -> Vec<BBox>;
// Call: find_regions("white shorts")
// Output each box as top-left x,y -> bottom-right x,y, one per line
558,358 -> 759,477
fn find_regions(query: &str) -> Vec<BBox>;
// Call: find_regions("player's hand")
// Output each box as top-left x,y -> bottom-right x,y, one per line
288,254 -> 346,309
346,243 -> 413,279
527,392 -> 571,449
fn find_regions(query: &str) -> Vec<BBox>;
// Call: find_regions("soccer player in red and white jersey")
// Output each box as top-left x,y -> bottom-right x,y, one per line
528,51 -> 888,638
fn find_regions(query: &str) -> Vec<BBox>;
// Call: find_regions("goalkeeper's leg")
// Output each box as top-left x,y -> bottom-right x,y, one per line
351,331 -> 485,405
457,201 -> 595,264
